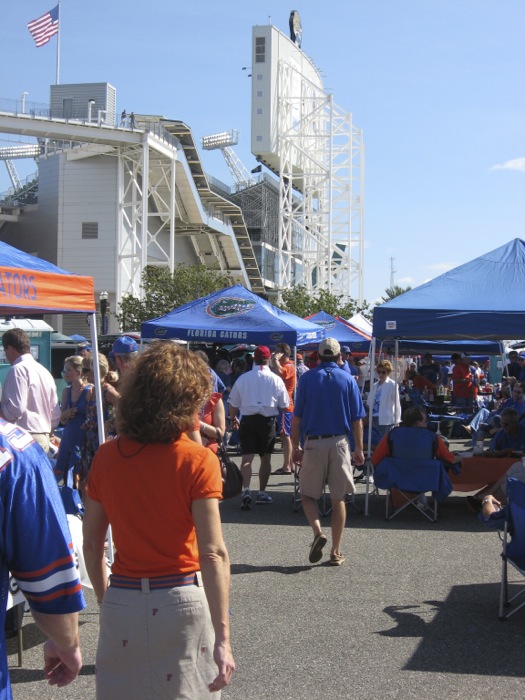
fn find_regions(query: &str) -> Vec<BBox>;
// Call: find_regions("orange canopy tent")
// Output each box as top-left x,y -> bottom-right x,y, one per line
0,240 -> 95,315
0,241 -> 106,447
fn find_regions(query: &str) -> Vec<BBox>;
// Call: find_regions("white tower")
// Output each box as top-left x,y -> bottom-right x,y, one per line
250,22 -> 364,304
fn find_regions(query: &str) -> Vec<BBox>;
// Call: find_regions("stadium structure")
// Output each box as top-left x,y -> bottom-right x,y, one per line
0,15 -> 364,335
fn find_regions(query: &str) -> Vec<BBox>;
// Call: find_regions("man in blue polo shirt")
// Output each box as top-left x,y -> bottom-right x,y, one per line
292,337 -> 365,566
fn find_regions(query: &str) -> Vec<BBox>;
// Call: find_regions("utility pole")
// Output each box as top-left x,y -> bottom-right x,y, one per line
390,257 -> 396,288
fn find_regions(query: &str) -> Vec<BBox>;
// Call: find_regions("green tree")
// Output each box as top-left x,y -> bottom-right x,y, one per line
116,264 -> 231,330
380,285 -> 412,303
279,284 -> 372,321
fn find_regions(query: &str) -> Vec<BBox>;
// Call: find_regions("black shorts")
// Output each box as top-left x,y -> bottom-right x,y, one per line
239,414 -> 277,457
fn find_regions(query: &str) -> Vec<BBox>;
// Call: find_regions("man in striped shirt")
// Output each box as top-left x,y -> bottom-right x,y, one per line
0,419 -> 85,698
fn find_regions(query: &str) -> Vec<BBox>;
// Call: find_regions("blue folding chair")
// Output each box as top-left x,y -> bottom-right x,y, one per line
373,427 -> 453,522
493,478 -> 525,620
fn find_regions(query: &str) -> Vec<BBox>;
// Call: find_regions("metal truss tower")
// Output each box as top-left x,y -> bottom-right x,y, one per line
277,61 -> 364,304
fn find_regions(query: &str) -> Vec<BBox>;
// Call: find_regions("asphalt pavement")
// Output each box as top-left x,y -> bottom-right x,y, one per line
7,440 -> 525,699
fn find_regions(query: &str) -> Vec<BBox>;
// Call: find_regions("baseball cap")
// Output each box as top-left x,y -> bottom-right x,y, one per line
459,352 -> 470,359
341,346 -> 351,354
112,336 -> 138,354
254,345 -> 271,362
318,338 -> 341,358
519,352 -> 525,360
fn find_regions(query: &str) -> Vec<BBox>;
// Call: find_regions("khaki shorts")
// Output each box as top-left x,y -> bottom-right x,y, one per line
96,580 -> 218,700
299,434 -> 355,501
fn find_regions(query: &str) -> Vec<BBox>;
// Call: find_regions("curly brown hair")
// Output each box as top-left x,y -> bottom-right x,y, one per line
115,343 -> 212,443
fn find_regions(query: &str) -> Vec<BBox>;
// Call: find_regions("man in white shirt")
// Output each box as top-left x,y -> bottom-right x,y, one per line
0,328 -> 60,453
228,345 -> 289,509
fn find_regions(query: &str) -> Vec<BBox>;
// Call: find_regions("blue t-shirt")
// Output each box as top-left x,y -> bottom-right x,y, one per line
0,420 -> 85,700
293,362 -> 366,442
490,422 -> 525,452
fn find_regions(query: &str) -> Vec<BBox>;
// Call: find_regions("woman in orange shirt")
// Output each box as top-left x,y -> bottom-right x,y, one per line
83,343 -> 235,699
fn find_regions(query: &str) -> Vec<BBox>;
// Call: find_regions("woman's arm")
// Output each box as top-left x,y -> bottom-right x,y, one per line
60,387 -> 73,424
436,436 -> 462,464
200,399 -> 226,443
192,498 -> 235,691
82,496 -> 110,604
104,383 -> 120,406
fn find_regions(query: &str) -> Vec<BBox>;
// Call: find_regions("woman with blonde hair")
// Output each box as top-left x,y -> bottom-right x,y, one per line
55,354 -> 92,484
83,342 -> 234,699
367,359 -> 401,436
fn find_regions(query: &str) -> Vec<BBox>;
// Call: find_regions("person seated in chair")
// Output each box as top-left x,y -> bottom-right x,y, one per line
464,383 -> 525,442
406,369 -> 434,394
372,406 -> 462,470
484,408 -> 525,457
371,406 -> 461,510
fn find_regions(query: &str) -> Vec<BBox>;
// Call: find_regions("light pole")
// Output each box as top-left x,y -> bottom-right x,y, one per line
99,291 -> 109,335
21,92 -> 28,114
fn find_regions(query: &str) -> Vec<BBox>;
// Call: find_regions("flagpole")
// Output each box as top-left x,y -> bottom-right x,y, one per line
55,1 -> 61,84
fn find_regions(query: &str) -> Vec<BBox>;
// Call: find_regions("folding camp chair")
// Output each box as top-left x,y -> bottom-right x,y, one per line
373,427 -> 453,522
497,478 -> 525,620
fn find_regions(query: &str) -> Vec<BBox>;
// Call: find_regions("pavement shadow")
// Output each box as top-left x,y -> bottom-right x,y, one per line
377,584 -> 525,677
231,563 -> 311,576
9,664 -> 95,685
220,489 -> 490,534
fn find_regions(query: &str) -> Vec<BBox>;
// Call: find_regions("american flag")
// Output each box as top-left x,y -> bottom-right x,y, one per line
27,5 -> 59,47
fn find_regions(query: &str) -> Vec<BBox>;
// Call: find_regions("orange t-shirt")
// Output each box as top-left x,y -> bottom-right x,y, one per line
87,433 -> 222,577
280,360 -> 296,412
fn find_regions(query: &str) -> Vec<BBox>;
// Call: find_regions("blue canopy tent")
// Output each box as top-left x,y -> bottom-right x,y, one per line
304,311 -> 371,351
364,240 -> 525,514
373,239 -> 525,341
141,284 -> 325,347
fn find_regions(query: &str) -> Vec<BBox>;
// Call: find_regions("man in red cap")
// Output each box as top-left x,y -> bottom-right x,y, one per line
228,346 -> 289,509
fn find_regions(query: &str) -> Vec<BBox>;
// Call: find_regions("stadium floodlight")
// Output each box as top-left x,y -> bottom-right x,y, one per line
201,130 -> 239,150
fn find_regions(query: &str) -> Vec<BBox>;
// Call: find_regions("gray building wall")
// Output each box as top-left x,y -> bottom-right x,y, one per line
50,83 -> 116,125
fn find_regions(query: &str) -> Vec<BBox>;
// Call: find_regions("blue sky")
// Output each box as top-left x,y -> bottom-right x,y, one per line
1,1 -> 524,304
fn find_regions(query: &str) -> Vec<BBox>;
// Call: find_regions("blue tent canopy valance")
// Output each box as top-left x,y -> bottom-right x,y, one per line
141,284 -> 326,347
373,239 -> 525,341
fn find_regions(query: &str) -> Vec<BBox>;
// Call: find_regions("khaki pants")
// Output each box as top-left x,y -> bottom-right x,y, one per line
96,581 -> 218,699
30,432 -> 50,453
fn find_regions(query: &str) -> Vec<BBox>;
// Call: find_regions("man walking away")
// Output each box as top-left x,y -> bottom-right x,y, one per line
228,346 -> 289,509
292,338 -> 365,566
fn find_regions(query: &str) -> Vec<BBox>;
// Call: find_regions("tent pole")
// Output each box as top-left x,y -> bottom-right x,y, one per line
88,313 -> 113,563
364,336 -> 376,516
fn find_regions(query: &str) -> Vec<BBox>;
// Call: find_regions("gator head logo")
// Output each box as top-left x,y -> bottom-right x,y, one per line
154,328 -> 168,337
207,297 -> 255,318
315,321 -> 336,331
